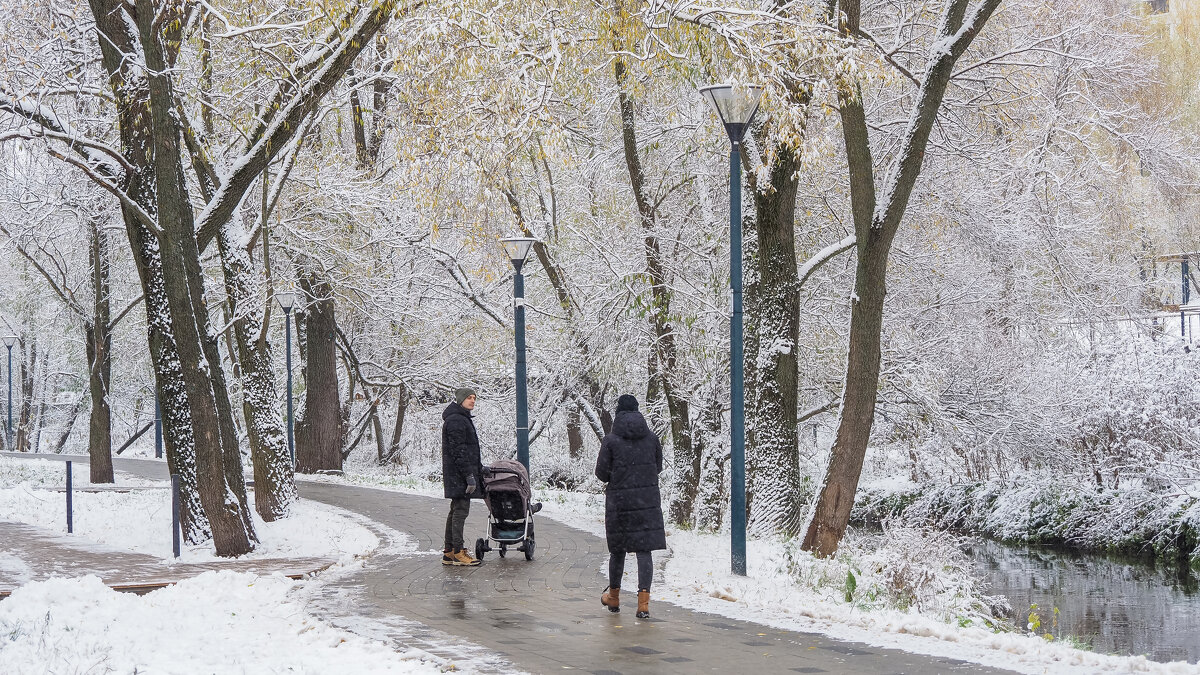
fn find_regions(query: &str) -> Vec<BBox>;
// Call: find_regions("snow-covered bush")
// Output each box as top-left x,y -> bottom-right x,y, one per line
779,527 -> 1004,627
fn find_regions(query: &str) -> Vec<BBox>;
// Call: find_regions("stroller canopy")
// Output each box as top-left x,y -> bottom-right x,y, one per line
485,459 -> 531,506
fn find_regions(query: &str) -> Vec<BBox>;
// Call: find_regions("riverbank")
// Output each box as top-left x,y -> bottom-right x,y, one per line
852,476 -> 1200,570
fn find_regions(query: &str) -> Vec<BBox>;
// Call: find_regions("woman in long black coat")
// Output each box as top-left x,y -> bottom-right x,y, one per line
595,394 -> 665,619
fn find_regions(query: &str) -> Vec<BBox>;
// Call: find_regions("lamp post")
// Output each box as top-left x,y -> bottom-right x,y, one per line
276,291 -> 297,468
2,335 -> 16,450
700,83 -> 763,577
500,237 -> 538,471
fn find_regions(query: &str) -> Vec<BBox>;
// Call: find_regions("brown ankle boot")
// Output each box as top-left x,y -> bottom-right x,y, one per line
636,589 -> 650,618
601,586 -> 620,613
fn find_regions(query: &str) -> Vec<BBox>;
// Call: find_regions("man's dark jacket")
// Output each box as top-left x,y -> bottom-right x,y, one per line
442,402 -> 484,499
594,410 -> 666,552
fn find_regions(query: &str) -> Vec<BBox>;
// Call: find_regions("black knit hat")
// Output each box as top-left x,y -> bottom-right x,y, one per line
616,394 -> 639,413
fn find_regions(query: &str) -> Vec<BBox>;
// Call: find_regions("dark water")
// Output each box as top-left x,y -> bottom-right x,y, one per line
968,539 -> 1200,664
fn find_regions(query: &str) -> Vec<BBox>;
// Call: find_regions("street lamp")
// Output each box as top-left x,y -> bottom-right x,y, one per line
276,290 -> 297,469
2,335 -> 15,450
700,82 -> 763,577
500,236 -> 538,471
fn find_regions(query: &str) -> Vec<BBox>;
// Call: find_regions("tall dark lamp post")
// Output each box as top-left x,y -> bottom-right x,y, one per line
500,237 -> 538,471
276,291 -> 297,469
700,83 -> 763,577
2,335 -> 16,450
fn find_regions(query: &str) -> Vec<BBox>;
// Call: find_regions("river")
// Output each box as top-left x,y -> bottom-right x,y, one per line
968,539 -> 1200,664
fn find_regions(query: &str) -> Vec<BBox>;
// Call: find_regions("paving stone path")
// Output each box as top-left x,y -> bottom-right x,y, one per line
4,454 -> 1016,674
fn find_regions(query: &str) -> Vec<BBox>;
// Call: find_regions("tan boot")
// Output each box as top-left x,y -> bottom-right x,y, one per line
601,586 -> 620,613
451,549 -> 481,566
636,589 -> 650,618
442,548 -> 455,565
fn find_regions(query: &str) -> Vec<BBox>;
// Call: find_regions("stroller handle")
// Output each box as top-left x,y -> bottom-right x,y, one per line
484,466 -> 524,478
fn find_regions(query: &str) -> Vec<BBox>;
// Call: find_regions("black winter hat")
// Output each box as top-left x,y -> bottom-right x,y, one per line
616,394 -> 639,413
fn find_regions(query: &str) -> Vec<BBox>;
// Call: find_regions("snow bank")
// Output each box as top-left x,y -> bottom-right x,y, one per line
0,571 -> 449,674
0,456 -> 379,562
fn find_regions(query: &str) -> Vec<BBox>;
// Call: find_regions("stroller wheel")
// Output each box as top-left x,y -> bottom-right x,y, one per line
475,538 -> 487,561
524,538 -> 536,561
499,544 -> 507,558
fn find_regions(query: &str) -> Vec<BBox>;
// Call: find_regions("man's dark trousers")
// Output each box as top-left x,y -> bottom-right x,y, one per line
445,498 -> 470,550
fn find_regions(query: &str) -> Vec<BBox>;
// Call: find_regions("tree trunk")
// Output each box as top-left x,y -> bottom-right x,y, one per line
802,0 -> 1002,556
567,405 -> 584,462
694,390 -> 727,532
85,0 -> 209,545
383,381 -> 408,464
135,0 -> 254,555
16,335 -> 35,453
747,147 -> 803,536
295,271 -> 344,473
612,38 -> 695,525
217,224 -> 295,520
86,220 -> 114,484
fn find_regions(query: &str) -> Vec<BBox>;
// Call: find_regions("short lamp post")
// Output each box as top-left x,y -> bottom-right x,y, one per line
276,291 -> 297,469
700,83 -> 763,577
500,237 -> 538,471
2,335 -> 16,450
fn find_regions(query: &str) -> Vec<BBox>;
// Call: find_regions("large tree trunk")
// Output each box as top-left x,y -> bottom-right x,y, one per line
86,220 -> 114,484
135,0 -> 254,555
85,0 -> 209,544
802,0 -> 1002,556
746,147 -> 803,536
295,271 -> 345,473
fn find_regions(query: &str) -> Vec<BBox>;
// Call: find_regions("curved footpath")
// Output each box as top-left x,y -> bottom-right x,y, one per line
8,454 -> 1014,675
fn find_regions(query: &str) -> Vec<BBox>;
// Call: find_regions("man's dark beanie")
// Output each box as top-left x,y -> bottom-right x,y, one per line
617,394 -> 639,413
455,387 -> 477,405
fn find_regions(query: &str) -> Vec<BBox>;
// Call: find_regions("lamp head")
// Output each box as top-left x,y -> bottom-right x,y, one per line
275,291 -> 297,311
699,83 -> 764,143
1,335 -> 16,348
500,237 -> 538,272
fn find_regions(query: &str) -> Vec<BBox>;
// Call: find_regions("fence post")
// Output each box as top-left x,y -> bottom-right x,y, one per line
66,461 -> 73,534
171,474 -> 181,558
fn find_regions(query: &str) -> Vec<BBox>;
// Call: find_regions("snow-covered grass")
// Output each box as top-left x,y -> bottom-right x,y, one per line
0,456 -> 379,562
0,571 -> 453,674
314,463 -> 1200,675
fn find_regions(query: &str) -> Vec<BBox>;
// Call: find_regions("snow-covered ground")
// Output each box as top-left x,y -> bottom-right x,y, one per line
315,465 -> 1200,675
0,455 -> 504,674
0,456 -> 378,562
0,571 -> 455,675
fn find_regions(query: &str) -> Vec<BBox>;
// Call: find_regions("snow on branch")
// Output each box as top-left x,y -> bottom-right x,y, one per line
195,0 -> 415,252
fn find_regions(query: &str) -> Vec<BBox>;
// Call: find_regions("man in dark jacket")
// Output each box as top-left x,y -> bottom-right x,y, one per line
442,387 -> 484,566
595,394 -> 665,618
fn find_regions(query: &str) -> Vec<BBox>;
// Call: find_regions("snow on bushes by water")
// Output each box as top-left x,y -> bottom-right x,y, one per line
0,571 -> 451,674
854,476 -> 1200,569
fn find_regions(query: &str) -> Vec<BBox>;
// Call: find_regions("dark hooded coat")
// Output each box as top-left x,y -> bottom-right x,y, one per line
442,402 -> 484,499
594,410 -> 666,552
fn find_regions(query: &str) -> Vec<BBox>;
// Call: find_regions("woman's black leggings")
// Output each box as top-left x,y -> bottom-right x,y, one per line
609,551 -> 653,591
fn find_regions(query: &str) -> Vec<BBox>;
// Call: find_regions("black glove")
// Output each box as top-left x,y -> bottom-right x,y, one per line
465,475 -> 478,495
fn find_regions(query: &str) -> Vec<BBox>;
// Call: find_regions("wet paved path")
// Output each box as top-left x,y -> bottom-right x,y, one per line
5,454 -> 1015,674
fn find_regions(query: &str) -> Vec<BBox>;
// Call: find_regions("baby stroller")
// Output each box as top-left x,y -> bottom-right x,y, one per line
474,459 -> 542,561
